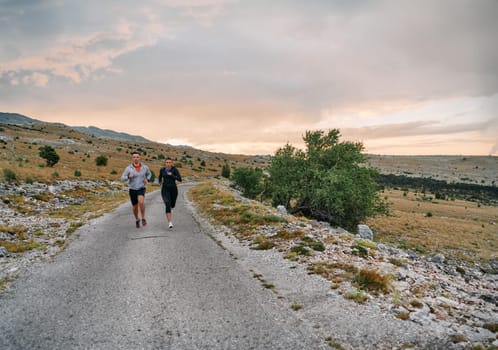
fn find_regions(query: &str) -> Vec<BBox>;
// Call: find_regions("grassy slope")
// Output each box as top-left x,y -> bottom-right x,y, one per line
0,123 -> 267,182
366,189 -> 497,264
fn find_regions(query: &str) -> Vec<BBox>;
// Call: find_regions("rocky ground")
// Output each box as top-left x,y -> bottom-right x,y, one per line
187,181 -> 498,349
0,180 -> 124,285
1,179 -> 497,349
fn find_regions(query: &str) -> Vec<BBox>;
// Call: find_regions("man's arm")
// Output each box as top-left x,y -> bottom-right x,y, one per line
120,166 -> 130,182
146,166 -> 152,181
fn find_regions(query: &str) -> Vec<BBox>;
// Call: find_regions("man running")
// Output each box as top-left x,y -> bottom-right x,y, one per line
121,151 -> 152,228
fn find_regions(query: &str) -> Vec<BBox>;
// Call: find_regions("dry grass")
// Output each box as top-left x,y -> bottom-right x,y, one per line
0,123 -> 266,183
275,229 -> 306,240
189,181 -> 287,240
307,261 -> 358,283
0,239 -> 43,253
251,236 -> 276,250
0,225 -> 27,239
367,189 -> 498,263
0,277 -> 13,292
49,191 -> 129,220
353,268 -> 392,294
290,303 -> 303,311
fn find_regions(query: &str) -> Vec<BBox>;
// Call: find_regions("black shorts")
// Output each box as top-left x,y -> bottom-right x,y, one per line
129,188 -> 146,205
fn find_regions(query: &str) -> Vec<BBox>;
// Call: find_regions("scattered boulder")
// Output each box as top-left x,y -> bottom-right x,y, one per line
276,205 -> 287,216
0,246 -> 9,257
357,224 -> 373,240
431,253 -> 445,264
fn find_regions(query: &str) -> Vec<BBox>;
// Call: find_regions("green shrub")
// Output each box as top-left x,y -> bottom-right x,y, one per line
74,170 -> 82,177
231,167 -> 264,199
344,289 -> 369,303
38,145 -> 59,167
221,164 -> 231,178
300,236 -> 325,251
3,169 -> 17,182
95,155 -> 108,166
290,244 -> 312,256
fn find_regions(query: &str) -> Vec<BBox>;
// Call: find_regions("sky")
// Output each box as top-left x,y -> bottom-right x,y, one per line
1,0 -> 497,156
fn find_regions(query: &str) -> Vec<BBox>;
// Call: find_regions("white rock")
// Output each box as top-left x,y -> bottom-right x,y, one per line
357,224 -> 373,240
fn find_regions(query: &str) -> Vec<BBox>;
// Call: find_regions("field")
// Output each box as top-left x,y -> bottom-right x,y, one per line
0,123 -> 267,183
1,121 -> 497,268
367,154 -> 497,186
367,188 -> 497,265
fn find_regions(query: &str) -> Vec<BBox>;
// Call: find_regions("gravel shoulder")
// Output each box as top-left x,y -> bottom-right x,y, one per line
184,182 -> 498,350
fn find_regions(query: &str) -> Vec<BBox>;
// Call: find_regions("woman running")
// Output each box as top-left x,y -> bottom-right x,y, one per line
158,157 -> 182,228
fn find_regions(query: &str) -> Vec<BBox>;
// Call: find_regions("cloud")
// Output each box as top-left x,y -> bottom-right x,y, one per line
340,119 -> 493,140
1,1 -> 497,156
157,0 -> 235,25
0,8 -> 166,85
22,72 -> 49,87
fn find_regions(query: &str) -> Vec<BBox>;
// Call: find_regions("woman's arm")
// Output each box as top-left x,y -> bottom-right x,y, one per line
158,168 -> 164,185
173,168 -> 182,182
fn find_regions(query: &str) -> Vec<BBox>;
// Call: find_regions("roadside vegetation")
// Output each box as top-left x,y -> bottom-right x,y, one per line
226,129 -> 496,268
2,121 -> 496,277
0,183 -> 128,255
232,129 -> 388,230
190,129 -> 496,283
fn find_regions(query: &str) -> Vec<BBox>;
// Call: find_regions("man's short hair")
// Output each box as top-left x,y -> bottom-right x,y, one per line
132,151 -> 141,156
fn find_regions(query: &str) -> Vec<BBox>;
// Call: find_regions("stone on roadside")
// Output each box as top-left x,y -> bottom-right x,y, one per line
357,224 -> 373,240
276,205 -> 287,216
0,246 -> 9,257
431,253 -> 445,264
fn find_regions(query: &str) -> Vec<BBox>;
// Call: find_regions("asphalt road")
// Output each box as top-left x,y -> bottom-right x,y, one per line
0,185 -> 326,349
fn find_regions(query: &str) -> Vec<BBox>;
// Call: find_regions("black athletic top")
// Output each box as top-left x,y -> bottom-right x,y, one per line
158,167 -> 182,187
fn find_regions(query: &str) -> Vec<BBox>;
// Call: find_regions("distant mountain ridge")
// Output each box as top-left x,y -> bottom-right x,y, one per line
0,112 -> 39,125
0,112 -> 150,142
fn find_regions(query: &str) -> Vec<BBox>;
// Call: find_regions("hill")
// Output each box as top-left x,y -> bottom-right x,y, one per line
0,112 -> 149,143
0,112 -> 40,125
71,125 -> 149,142
0,121 -> 266,183
1,112 -> 496,186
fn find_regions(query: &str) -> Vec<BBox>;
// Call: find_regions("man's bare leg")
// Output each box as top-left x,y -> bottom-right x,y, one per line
138,195 -> 145,219
132,204 -> 139,220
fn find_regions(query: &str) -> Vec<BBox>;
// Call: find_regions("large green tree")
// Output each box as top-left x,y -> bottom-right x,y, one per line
268,129 -> 387,230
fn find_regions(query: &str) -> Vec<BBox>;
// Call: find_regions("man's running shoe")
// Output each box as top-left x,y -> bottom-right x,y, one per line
136,220 -> 140,228
168,222 -> 173,229
142,219 -> 147,227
